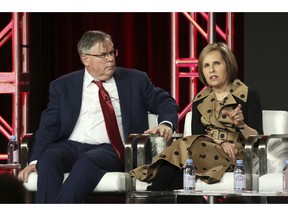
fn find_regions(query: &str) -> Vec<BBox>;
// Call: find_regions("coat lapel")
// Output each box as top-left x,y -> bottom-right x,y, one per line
193,79 -> 249,130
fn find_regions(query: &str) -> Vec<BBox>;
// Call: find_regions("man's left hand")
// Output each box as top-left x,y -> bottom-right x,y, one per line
144,124 -> 173,142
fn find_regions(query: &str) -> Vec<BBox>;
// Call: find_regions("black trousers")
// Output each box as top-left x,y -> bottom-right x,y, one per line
147,161 -> 183,191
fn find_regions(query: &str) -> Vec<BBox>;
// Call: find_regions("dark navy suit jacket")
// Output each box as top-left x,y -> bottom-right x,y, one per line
30,67 -> 179,162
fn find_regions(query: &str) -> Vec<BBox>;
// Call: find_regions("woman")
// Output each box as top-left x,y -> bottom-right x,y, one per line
130,42 -> 263,190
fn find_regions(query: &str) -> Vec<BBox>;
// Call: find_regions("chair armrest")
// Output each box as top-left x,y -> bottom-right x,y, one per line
246,133 -> 288,192
125,133 -> 183,170
124,133 -> 183,190
20,133 -> 34,170
245,135 -> 266,190
258,134 -> 288,176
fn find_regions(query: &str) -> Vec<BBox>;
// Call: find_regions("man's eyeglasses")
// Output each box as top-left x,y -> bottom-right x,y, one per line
85,49 -> 118,59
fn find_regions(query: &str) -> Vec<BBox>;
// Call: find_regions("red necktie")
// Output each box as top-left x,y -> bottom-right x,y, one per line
93,80 -> 124,162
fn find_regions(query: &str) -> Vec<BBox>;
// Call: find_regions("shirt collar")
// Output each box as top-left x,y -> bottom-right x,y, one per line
84,68 -> 115,87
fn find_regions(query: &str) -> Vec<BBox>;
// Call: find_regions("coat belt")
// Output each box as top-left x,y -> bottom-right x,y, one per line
206,128 -> 239,142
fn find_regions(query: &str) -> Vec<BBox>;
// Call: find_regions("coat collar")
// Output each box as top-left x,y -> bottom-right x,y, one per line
193,79 -> 248,103
192,79 -> 248,130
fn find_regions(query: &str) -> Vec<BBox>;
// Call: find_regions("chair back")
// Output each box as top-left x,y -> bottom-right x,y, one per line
183,111 -> 192,137
262,110 -> 288,134
258,110 -> 288,192
262,110 -> 288,173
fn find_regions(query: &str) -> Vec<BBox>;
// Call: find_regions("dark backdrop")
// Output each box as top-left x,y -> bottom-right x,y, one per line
244,12 -> 288,111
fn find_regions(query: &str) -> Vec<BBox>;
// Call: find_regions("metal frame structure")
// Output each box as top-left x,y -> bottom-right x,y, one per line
0,13 -> 29,161
171,12 -> 234,123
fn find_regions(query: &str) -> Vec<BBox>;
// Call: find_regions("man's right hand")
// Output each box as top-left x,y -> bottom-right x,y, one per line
18,164 -> 37,183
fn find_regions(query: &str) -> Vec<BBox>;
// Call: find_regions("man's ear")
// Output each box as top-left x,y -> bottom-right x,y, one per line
81,54 -> 89,67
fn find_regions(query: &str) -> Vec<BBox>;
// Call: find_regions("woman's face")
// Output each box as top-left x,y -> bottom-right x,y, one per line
202,50 -> 229,89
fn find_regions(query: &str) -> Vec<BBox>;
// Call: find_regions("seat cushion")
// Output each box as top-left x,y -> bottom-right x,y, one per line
23,172 -> 129,192
259,173 -> 282,192
135,172 -> 259,191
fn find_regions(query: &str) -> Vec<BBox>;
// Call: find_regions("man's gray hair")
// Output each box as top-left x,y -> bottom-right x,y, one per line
77,30 -> 112,57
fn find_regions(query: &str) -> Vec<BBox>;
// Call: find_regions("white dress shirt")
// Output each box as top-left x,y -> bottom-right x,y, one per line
68,69 -> 125,145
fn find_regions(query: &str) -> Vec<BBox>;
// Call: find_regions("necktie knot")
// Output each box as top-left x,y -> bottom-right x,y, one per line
93,80 -> 103,88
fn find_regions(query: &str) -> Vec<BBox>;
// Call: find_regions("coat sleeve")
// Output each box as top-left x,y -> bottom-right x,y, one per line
191,100 -> 206,135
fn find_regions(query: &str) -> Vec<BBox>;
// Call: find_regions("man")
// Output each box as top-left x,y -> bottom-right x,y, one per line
18,30 -> 179,203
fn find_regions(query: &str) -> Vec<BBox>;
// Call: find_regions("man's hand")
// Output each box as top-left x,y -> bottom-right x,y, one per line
18,164 -> 37,183
144,124 -> 173,142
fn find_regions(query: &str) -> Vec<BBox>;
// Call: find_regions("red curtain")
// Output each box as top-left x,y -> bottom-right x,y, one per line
35,13 -> 171,88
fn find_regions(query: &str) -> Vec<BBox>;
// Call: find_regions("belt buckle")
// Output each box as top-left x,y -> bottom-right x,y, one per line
219,131 -> 228,140
211,129 -> 219,139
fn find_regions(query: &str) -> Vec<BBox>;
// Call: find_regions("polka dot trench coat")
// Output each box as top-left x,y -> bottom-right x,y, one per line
130,79 -> 263,184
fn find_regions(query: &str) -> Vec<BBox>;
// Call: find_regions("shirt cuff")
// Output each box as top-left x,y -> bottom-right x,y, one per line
159,121 -> 173,129
29,160 -> 37,165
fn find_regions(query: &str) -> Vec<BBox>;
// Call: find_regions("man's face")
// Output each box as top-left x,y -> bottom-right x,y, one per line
81,38 -> 116,81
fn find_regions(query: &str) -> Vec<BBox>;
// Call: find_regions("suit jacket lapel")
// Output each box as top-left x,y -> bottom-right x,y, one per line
114,68 -> 131,139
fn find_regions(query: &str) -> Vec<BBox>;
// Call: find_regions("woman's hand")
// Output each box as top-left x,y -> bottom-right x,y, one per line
222,103 -> 258,139
220,142 -> 238,162
222,104 -> 245,128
